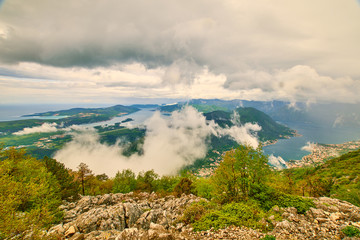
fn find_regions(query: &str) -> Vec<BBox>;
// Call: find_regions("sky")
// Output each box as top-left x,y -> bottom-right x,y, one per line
0,0 -> 360,105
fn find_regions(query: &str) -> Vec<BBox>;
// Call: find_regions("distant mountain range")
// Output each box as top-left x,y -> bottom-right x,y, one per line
159,98 -> 360,128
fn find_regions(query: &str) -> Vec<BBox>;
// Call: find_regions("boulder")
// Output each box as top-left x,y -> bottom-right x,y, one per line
65,225 -> 77,238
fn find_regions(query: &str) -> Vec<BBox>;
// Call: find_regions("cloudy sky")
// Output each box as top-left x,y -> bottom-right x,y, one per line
0,0 -> 360,104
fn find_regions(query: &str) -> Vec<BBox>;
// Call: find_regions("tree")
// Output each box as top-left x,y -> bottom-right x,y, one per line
136,170 -> 159,192
157,175 -> 180,195
96,173 -> 109,181
42,156 -> 79,200
77,163 -> 93,195
194,177 -> 214,200
0,147 -> 62,239
173,177 -> 194,197
113,169 -> 137,193
211,145 -> 270,203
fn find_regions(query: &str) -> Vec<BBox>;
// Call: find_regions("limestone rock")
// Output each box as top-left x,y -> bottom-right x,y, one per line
65,225 -> 77,238
47,193 -> 360,240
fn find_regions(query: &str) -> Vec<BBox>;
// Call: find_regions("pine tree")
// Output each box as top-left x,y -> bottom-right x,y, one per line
77,163 -> 93,195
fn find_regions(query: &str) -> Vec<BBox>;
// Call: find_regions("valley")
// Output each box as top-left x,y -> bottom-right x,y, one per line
1,100 -> 360,175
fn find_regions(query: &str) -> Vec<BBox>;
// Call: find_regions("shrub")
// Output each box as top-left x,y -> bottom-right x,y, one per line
173,177 -> 194,197
261,235 -> 276,240
194,177 -> 214,200
136,170 -> 159,192
341,225 -> 360,237
180,200 -> 216,224
192,201 -> 272,232
250,184 -> 315,214
156,175 -> 180,194
276,194 -> 315,214
113,169 -> 136,193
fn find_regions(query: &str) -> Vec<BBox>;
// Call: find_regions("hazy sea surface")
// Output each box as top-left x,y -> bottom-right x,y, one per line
84,108 -> 158,128
263,121 -> 360,161
0,104 -> 111,122
2,105 -> 360,161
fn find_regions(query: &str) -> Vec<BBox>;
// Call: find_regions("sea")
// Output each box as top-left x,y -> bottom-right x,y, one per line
263,121 -> 360,161
1,104 -> 360,161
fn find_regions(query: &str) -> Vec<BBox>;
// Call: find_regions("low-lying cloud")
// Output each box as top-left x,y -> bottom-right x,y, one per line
13,122 -> 58,135
268,154 -> 287,170
12,122 -> 88,135
301,141 -> 316,152
217,110 -> 261,148
54,106 -> 261,176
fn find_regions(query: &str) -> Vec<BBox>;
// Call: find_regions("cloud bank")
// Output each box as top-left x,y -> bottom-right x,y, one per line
12,122 -> 91,135
13,122 -> 58,135
1,0 -> 360,104
54,106 -> 261,176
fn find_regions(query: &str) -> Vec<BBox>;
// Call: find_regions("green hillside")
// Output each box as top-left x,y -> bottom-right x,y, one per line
204,107 -> 296,141
236,107 -> 295,140
282,149 -> 360,206
23,104 -> 139,117
0,105 -> 139,134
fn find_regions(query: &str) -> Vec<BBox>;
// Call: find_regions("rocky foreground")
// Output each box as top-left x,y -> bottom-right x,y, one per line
45,192 -> 360,240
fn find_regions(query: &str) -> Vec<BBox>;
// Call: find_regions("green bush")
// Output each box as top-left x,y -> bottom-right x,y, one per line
180,200 -> 216,224
250,183 -> 278,210
156,175 -> 180,195
113,169 -> 137,193
276,194 -> 315,214
341,225 -> 360,237
0,148 -> 62,239
250,184 -> 315,214
173,177 -> 194,197
194,177 -> 214,200
261,235 -> 276,240
192,201 -> 272,232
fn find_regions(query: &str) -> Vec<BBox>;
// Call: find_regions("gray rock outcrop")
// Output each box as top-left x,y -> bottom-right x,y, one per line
46,193 -> 360,240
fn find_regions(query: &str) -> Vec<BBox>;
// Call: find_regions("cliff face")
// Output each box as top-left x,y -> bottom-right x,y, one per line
45,193 -> 360,240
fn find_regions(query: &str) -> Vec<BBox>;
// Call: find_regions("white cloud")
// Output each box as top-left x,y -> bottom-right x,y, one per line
54,106 -> 215,176
13,122 -> 58,135
332,115 -> 344,128
268,154 -> 287,170
12,122 -> 91,135
301,141 -> 316,152
0,0 -> 360,104
54,106 -> 261,176
218,123 -> 261,149
226,65 -> 360,104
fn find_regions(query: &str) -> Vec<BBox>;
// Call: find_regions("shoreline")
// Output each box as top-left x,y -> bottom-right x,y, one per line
286,140 -> 360,168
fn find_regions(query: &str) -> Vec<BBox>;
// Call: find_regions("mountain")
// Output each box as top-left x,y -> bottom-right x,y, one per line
0,105 -> 140,134
285,149 -> 360,206
23,104 -> 139,117
130,104 -> 159,109
204,107 -> 296,141
186,107 -> 297,172
159,104 -> 182,112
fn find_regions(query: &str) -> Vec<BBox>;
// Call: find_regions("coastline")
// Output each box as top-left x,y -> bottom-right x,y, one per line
286,140 -> 360,168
